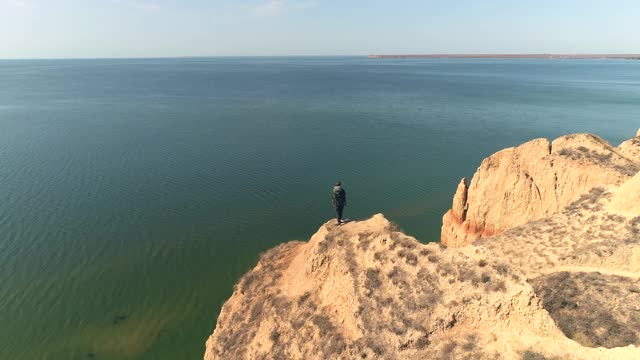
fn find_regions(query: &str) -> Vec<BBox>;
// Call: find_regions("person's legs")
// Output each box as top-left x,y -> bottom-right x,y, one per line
336,206 -> 344,224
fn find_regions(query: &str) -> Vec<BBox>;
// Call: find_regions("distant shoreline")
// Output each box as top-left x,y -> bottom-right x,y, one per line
368,54 -> 640,60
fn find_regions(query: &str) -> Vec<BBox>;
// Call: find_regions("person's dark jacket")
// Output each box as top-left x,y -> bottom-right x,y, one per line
332,186 -> 347,208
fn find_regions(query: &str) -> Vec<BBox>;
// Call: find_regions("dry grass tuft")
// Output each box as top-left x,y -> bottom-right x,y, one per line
530,271 -> 640,348
398,249 -> 418,266
365,268 -> 382,295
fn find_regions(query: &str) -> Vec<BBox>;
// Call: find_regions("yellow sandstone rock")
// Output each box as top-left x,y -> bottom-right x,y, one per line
204,130 -> 640,360
441,133 -> 640,247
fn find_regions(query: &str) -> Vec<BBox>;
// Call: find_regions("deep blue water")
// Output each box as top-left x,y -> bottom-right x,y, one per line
0,57 -> 638,359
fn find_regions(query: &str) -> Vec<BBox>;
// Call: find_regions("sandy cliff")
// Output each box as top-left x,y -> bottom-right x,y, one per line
206,215 -> 567,359
204,130 -> 640,360
441,132 -> 640,247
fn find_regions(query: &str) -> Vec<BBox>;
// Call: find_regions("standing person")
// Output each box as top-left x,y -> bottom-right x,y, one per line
332,181 -> 347,225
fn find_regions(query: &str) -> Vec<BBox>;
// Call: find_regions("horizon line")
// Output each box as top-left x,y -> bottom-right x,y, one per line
368,53 -> 640,59
2,53 -> 640,61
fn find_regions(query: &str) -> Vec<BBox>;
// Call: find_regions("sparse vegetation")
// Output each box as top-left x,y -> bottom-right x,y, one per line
521,350 -> 548,360
530,271 -> 640,348
415,334 -> 430,349
392,232 -> 417,249
398,249 -> 418,265
440,340 -> 457,359
481,272 -> 491,283
345,244 -> 359,277
322,333 -> 347,356
416,267 -> 439,286
457,266 -> 480,286
387,266 -> 409,288
606,214 -> 625,223
272,296 -> 291,317
373,251 -> 387,262
365,268 -> 382,294
365,337 -> 385,356
312,314 -> 335,336
240,271 -> 259,292
620,217 -> 640,243
420,248 -> 433,256
438,262 -> 457,277
462,334 -> 477,352
318,239 -> 331,253
358,232 -> 373,250
557,147 -> 629,173
250,300 -> 264,322
270,329 -> 280,343
486,279 -> 506,292
565,187 -> 607,214
298,292 -> 310,306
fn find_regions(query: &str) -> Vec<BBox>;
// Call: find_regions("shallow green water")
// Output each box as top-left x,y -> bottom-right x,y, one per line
0,57 -> 639,359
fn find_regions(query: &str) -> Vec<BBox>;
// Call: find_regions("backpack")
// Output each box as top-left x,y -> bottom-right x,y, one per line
333,187 -> 345,206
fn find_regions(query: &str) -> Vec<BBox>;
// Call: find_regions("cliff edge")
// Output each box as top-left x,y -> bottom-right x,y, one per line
204,130 -> 640,359
441,132 -> 640,247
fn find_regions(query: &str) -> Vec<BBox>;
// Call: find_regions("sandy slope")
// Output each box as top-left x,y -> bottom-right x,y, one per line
205,208 -> 640,358
474,172 -> 640,352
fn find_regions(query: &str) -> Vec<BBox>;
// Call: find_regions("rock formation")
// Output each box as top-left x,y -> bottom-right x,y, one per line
206,216 -> 571,359
618,136 -> 640,164
204,130 -> 640,360
441,133 -> 640,247
449,178 -> 468,224
474,172 -> 640,351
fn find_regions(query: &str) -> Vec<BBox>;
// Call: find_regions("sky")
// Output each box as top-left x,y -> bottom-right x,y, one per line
1,0 -> 639,59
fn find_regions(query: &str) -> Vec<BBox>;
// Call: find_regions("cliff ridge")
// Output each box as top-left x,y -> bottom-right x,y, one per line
441,133 -> 640,247
204,130 -> 640,359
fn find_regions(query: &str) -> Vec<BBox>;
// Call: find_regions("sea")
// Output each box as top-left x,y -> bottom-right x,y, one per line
1,57 -> 638,359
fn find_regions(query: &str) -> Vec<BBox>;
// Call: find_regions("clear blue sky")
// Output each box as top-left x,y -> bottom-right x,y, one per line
1,0 -> 639,59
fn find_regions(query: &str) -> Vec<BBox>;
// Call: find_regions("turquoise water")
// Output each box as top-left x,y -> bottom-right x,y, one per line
0,57 -> 639,359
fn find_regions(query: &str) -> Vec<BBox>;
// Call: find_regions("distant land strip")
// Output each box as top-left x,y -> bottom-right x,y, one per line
367,54 -> 640,60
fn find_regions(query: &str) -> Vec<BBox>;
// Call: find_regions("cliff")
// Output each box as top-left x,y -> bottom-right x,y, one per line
441,133 -> 640,247
204,130 -> 640,360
